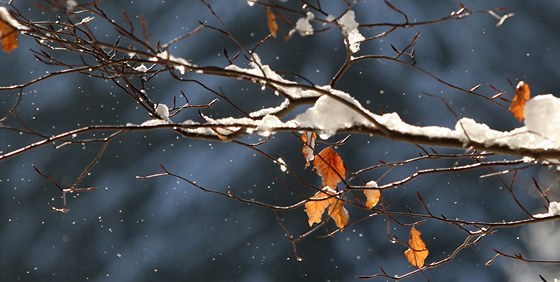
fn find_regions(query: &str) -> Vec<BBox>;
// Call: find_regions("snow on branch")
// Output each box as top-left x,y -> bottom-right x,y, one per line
533,201 -> 560,218
338,10 -> 365,53
164,76 -> 560,161
292,91 -> 560,158
119,52 -> 560,161
224,54 -> 322,100
131,83 -> 560,161
150,50 -> 195,75
156,51 -> 560,159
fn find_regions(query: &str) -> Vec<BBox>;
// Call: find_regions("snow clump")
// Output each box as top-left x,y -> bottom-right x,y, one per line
337,10 -> 365,53
150,50 -> 193,75
290,12 -> 314,37
524,94 -> 560,147
533,201 -> 560,218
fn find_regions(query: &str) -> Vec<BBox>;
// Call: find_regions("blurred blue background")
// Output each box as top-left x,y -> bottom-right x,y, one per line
1,1 -> 559,281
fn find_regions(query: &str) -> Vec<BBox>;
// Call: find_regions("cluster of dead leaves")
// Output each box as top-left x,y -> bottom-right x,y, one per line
296,79 -> 529,269
300,132 -> 428,267
304,145 -> 349,229
300,84 -> 527,269
301,132 -> 381,230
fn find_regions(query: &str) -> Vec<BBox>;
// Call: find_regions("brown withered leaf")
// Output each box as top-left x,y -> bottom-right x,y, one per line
327,197 -> 349,229
404,226 -> 429,268
304,187 -> 349,229
301,131 -> 316,169
0,18 -> 18,52
304,189 -> 331,226
509,81 -> 530,122
0,7 -> 25,52
267,7 -> 278,38
313,146 -> 345,188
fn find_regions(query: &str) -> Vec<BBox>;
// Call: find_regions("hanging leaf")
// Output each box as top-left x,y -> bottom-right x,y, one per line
0,10 -> 18,52
304,187 -> 349,229
509,81 -> 530,122
363,180 -> 381,209
404,226 -> 429,268
301,131 -> 316,169
313,146 -> 345,188
267,7 -> 279,38
0,7 -> 28,52
304,189 -> 331,226
0,20 -> 17,52
327,196 -> 349,229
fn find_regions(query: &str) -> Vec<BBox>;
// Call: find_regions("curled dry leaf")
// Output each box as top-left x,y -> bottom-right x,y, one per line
404,226 -> 429,268
364,180 -> 381,209
509,81 -> 530,122
301,131 -> 316,169
313,146 -> 345,188
304,187 -> 349,229
267,7 -> 278,38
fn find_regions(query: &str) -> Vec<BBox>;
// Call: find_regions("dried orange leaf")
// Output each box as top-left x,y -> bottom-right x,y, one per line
267,7 -> 278,38
304,189 -> 331,226
0,18 -> 17,52
304,187 -> 349,229
404,226 -> 429,268
301,131 -> 316,169
313,146 -> 345,188
364,180 -> 381,209
509,81 -> 530,121
0,7 -> 26,52
327,198 -> 349,229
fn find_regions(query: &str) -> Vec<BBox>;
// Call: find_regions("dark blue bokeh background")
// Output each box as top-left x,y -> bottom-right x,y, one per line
1,1 -> 559,281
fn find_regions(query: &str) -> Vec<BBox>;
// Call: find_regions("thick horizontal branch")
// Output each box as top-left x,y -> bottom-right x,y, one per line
3,121 -> 560,162
344,125 -> 560,160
